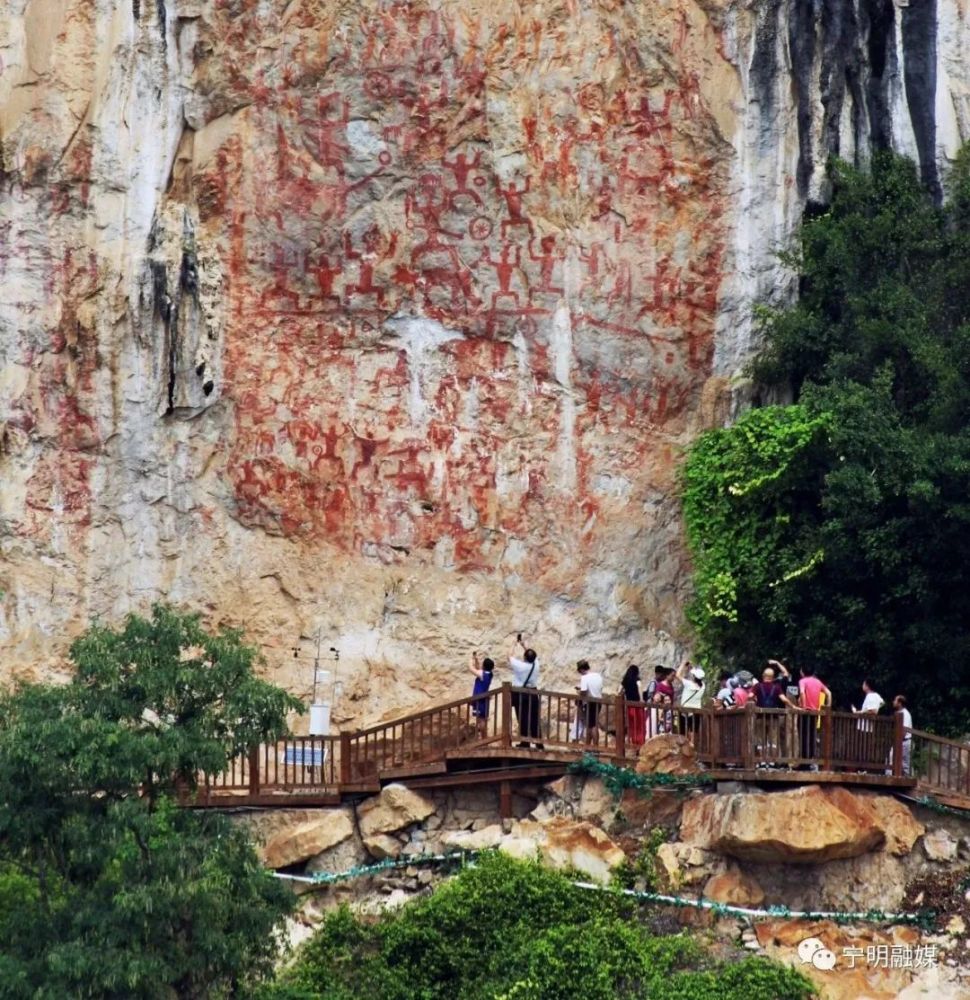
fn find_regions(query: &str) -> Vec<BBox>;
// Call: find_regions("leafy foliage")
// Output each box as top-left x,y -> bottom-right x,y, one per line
0,605 -> 303,999
266,854 -> 813,1000
683,151 -> 970,731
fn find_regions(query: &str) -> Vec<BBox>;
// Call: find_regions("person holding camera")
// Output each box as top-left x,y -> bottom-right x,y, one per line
468,652 -> 494,737
508,634 -> 543,750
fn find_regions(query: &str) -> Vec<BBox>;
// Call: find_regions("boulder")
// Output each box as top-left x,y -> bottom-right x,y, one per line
616,788 -> 686,831
635,734 -> 702,776
703,869 -> 765,906
681,786 -> 887,863
860,793 -> 924,855
357,784 -> 436,838
441,824 -> 505,851
493,818 -> 626,883
363,834 -> 403,860
754,919 -> 960,1000
244,807 -> 355,869
923,828 -> 959,862
654,843 -> 683,888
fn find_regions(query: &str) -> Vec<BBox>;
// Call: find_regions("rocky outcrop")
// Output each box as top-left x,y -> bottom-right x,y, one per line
924,828 -> 960,863
357,784 -> 435,839
754,920 -> 969,1000
245,807 -> 355,869
680,786 -> 923,863
445,817 -> 625,884
703,868 -> 765,907
6,1 -> 970,719
636,734 -> 702,776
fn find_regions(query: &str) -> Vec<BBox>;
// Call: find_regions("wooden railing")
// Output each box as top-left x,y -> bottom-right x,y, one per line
194,685 -> 916,802
910,728 -> 970,800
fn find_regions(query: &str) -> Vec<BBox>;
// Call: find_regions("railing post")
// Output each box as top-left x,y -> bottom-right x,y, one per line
615,693 -> 626,760
892,710 -> 904,778
248,745 -> 260,797
340,731 -> 352,785
743,704 -> 754,771
501,683 -> 512,748
711,710 -> 721,768
821,708 -> 833,771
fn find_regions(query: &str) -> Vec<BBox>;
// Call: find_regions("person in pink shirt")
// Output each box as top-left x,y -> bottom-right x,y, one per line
797,666 -> 831,766
732,679 -> 751,707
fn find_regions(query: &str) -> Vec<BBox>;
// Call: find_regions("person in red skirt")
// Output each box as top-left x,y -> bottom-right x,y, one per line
620,664 -> 646,748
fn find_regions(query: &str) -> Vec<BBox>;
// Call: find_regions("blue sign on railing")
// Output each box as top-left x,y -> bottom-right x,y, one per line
283,746 -> 327,767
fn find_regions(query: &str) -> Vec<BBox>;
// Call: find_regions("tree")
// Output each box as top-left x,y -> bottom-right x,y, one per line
0,605 -> 304,999
261,853 -> 813,1000
683,151 -> 970,731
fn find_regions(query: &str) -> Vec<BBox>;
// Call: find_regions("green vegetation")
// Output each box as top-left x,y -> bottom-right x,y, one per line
264,853 -> 813,1000
683,150 -> 970,732
0,605 -> 303,999
613,826 -> 670,891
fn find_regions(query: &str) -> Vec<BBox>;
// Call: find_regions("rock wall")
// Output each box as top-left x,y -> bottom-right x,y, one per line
3,1 -> 970,721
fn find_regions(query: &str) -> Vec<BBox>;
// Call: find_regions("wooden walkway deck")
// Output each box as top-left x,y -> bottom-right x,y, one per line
179,684 -> 970,814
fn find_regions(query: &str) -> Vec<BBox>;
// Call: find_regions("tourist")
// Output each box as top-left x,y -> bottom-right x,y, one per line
797,666 -> 831,767
853,678 -> 884,716
754,662 -> 797,709
576,660 -> 605,745
676,661 -> 705,736
713,670 -> 735,709
851,677 -> 884,768
508,635 -> 543,749
731,676 -> 751,708
677,661 -> 705,710
889,695 -> 913,775
468,652 -> 494,737
620,664 -> 646,749
653,667 -> 675,734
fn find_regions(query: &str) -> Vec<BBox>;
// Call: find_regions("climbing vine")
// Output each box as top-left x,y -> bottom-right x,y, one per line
567,753 -> 713,798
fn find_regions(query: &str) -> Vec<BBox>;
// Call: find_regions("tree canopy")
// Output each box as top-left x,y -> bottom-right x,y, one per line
683,150 -> 970,732
261,853 -> 813,1000
0,604 -> 303,999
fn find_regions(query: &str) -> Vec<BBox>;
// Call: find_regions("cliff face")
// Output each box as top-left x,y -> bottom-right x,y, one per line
2,0 -> 968,721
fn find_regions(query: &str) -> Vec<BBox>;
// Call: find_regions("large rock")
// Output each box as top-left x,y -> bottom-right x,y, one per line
754,920 -> 967,1000
861,793 -> 925,855
636,735 -> 702,776
923,828 -> 959,862
494,818 -> 626,884
441,824 -> 505,851
245,808 -> 355,869
13,0 -> 970,727
681,786 -> 892,863
357,784 -> 436,838
703,869 -> 765,907
362,834 -> 404,860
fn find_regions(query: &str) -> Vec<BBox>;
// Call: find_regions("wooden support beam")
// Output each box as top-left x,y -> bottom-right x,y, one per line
500,780 -> 512,820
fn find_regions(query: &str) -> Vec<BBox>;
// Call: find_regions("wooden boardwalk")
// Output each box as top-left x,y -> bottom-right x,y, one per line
179,684 -> 970,814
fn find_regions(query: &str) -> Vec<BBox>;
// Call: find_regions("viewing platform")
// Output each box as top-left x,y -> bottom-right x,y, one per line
186,685 -> 968,813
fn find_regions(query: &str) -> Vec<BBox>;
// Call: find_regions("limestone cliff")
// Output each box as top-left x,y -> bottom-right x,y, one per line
2,0 -> 968,724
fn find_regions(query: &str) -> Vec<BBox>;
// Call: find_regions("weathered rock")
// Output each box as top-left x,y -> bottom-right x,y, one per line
363,834 -> 403,860
924,828 -> 960,863
2,0 -> 964,745
754,920 -> 967,1000
244,808 -> 355,869
635,735 -> 701,776
441,824 -> 505,851
861,793 -> 925,856
357,784 -> 435,839
615,788 -> 686,832
654,843 -> 683,889
703,869 -> 765,907
494,818 -> 625,884
681,787 -> 890,863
